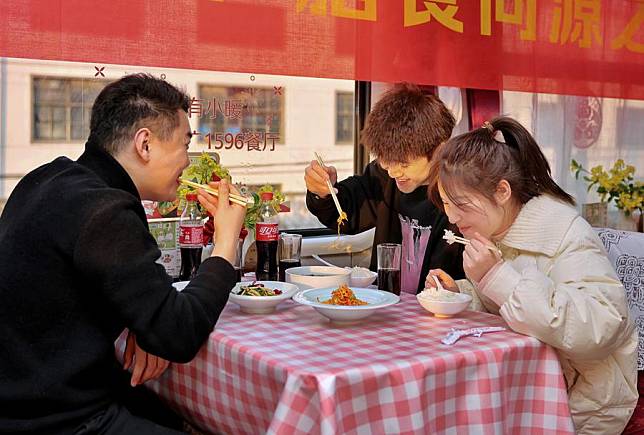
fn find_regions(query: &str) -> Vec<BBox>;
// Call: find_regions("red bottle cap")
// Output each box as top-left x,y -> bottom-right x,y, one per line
186,193 -> 198,201
260,192 -> 273,201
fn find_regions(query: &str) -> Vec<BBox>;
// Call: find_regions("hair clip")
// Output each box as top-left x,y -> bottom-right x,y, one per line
482,121 -> 506,144
493,130 -> 506,144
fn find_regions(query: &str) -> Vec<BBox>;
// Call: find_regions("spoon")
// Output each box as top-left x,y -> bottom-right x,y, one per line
431,275 -> 445,292
312,254 -> 339,268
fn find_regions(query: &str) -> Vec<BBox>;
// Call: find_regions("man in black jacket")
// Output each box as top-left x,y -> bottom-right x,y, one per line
0,74 -> 245,434
305,84 -> 464,294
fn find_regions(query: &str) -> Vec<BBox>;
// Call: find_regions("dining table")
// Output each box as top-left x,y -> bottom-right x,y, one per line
119,292 -> 575,434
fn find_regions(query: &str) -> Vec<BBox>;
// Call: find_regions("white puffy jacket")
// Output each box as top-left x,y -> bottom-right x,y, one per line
457,195 -> 638,435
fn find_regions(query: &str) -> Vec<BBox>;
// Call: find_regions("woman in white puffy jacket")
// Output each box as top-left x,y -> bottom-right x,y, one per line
426,116 -> 638,435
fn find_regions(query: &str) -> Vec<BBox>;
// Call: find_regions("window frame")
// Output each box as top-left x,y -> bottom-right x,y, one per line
335,90 -> 354,145
31,75 -> 108,144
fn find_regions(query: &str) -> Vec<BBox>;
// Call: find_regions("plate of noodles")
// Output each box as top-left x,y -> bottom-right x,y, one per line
229,281 -> 300,314
293,284 -> 399,324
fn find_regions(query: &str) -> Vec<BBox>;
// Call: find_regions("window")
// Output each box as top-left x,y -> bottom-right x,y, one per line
32,77 -> 107,142
335,91 -> 354,144
5,59 -> 356,231
198,85 -> 283,142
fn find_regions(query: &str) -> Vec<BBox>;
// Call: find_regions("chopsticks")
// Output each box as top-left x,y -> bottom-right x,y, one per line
313,152 -> 346,220
179,178 -> 253,207
443,230 -> 502,255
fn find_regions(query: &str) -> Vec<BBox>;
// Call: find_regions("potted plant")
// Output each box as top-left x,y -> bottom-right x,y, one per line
571,159 -> 643,232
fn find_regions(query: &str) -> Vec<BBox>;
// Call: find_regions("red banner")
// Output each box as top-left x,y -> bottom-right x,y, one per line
1,0 -> 644,99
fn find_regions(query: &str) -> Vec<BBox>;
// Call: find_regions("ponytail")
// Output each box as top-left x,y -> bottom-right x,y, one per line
429,116 -> 575,211
488,117 -> 575,206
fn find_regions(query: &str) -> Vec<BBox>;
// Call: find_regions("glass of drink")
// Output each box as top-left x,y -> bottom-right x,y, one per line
278,233 -> 302,282
233,237 -> 244,283
377,243 -> 401,295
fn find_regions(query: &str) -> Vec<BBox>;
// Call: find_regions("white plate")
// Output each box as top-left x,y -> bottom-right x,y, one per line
173,280 -> 299,314
229,281 -> 300,314
293,287 -> 399,324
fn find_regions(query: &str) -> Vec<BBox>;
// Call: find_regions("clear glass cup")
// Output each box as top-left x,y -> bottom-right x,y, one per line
278,233 -> 302,282
233,238 -> 244,283
377,243 -> 401,295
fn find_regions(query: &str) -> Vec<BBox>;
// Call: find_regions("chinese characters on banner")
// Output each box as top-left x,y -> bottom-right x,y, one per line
298,0 -> 644,54
3,0 -> 644,100
296,0 -> 377,21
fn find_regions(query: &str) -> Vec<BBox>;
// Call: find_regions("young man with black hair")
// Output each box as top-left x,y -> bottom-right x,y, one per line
305,84 -> 464,294
0,74 -> 245,434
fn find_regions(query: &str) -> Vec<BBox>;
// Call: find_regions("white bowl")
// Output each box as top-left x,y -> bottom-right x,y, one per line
293,287 -> 399,324
416,291 -> 472,318
349,269 -> 378,287
285,266 -> 351,290
229,281 -> 300,314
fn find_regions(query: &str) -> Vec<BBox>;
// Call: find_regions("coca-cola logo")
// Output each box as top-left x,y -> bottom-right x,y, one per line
257,226 -> 278,235
256,223 -> 278,241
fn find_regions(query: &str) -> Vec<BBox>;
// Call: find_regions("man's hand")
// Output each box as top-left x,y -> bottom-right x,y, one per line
197,179 -> 246,264
463,233 -> 502,283
304,160 -> 337,198
123,331 -> 170,387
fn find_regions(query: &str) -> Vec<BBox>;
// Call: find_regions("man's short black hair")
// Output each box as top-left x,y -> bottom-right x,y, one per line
89,73 -> 190,155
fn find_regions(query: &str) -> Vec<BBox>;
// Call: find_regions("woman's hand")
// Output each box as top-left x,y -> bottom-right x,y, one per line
425,269 -> 458,292
463,232 -> 502,283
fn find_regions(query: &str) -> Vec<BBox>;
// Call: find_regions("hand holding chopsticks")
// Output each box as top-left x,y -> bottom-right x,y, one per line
313,152 -> 346,222
179,178 -> 254,207
443,230 -> 502,256
189,178 -> 246,264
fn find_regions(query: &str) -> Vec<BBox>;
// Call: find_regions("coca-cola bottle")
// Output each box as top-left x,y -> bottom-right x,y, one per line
255,192 -> 278,281
179,193 -> 203,281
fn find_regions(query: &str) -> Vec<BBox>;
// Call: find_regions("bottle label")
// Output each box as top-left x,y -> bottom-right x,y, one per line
256,223 -> 278,242
180,225 -> 203,247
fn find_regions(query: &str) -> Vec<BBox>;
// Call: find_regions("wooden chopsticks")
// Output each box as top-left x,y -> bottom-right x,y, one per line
313,152 -> 345,219
179,178 -> 254,207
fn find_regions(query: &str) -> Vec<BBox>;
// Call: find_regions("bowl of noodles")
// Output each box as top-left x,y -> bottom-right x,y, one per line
293,284 -> 399,324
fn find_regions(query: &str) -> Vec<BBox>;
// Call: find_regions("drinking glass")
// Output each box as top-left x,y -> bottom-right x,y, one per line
278,233 -> 302,282
377,243 -> 401,295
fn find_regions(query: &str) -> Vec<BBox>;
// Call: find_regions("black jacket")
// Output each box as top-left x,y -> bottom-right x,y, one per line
0,141 -> 235,434
306,161 -> 464,293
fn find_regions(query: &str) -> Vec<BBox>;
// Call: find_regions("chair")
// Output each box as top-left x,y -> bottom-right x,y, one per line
594,228 -> 644,369
594,228 -> 644,434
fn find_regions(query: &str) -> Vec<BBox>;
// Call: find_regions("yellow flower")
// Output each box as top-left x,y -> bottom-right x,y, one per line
572,159 -> 642,214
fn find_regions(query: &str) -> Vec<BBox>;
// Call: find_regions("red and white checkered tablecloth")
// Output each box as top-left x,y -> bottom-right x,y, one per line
133,293 -> 574,435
